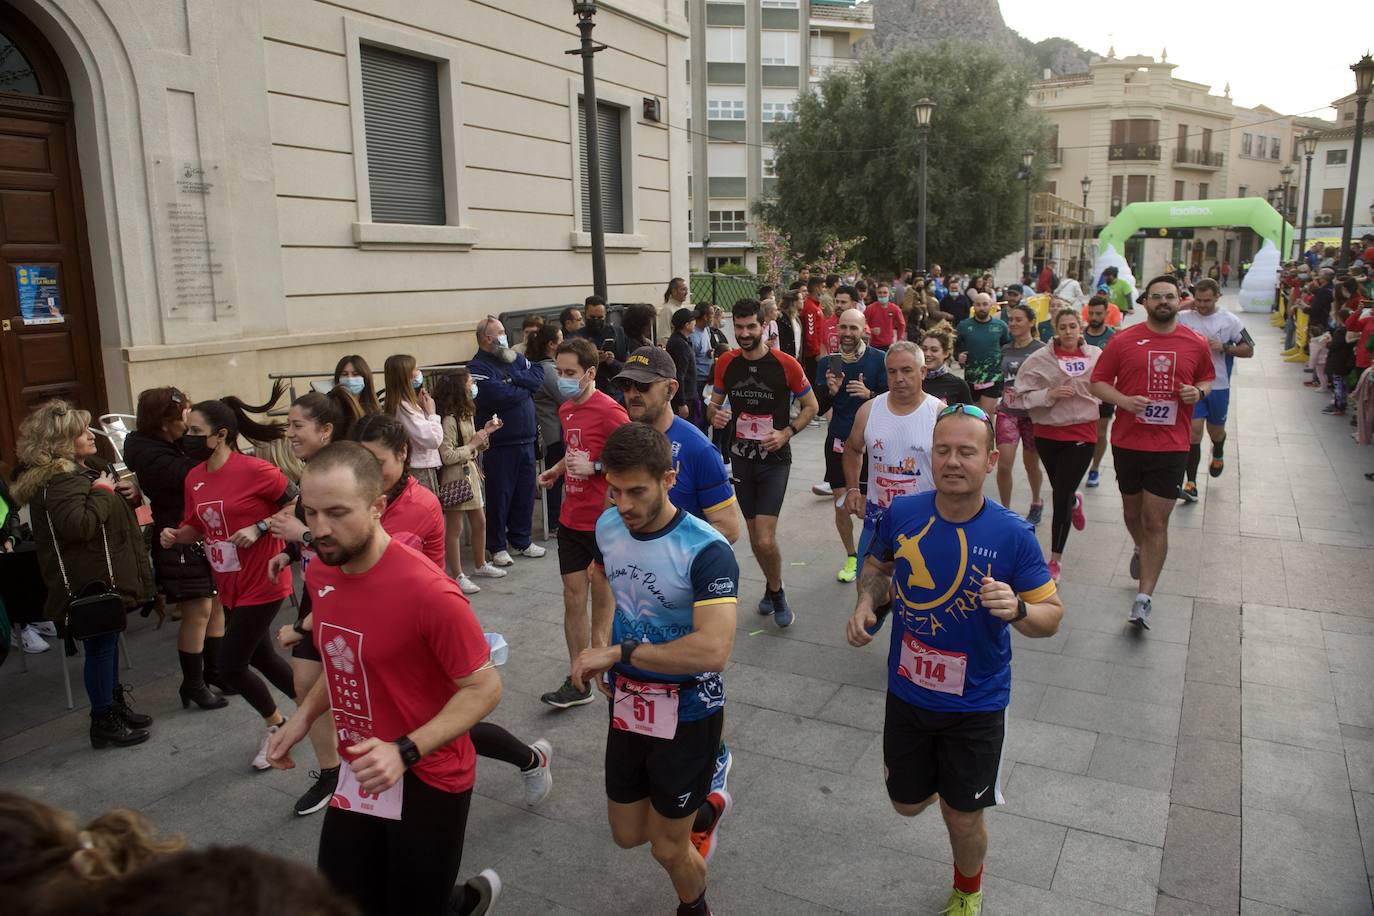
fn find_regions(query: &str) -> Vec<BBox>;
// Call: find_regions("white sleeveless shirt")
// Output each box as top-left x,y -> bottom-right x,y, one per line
866,393 -> 942,509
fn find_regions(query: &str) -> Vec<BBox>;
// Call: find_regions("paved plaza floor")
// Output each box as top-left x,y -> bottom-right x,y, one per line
2,311 -> 1372,915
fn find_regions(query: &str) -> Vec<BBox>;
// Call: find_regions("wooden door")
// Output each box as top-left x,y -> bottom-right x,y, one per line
0,12 -> 104,466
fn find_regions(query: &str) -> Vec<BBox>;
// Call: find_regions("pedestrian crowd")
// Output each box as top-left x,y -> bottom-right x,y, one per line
1,248 -> 1339,916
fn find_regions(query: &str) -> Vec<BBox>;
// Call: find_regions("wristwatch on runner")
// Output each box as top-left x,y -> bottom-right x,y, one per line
620,636 -> 639,666
301,529 -> 315,547
593,460 -> 604,475
255,520 -> 270,535
395,735 -> 422,768
1012,598 -> 1028,622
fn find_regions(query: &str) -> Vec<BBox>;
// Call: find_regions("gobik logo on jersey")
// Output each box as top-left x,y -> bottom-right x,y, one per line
316,623 -> 372,722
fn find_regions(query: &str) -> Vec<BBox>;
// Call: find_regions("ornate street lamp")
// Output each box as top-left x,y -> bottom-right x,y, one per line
1279,163 -> 1294,259
569,0 -> 608,299
1078,175 -> 1092,282
1021,148 -> 1035,285
1297,131 -> 1320,265
1339,54 -> 1374,269
914,97 -> 935,273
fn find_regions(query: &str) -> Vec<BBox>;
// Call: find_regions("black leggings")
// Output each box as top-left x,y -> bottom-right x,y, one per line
219,599 -> 294,718
1034,437 -> 1094,554
318,772 -> 471,916
470,721 -> 535,769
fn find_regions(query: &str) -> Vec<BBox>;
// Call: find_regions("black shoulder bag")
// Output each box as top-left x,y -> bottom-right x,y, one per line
44,488 -> 127,642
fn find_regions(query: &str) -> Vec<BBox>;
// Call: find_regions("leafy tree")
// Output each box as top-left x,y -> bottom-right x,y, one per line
757,43 -> 1050,272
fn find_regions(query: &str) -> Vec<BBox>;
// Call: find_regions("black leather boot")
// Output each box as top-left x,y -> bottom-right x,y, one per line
112,684 -> 153,728
90,708 -> 150,749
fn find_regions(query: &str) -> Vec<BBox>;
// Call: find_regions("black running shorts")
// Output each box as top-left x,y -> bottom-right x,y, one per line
1111,446 -> 1187,499
605,704 -> 724,819
557,525 -> 603,576
291,624 -> 321,662
823,437 -> 867,492
882,692 -> 1007,813
732,456 -> 789,519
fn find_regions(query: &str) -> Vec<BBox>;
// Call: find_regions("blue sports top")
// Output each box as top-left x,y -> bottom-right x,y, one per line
598,507 -> 739,720
868,491 -> 1056,713
664,416 -> 736,520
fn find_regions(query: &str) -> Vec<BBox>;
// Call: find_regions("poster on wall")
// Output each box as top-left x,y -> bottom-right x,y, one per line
15,265 -> 64,325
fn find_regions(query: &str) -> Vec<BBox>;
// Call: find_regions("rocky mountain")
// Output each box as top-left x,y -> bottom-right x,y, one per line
867,0 -> 1096,76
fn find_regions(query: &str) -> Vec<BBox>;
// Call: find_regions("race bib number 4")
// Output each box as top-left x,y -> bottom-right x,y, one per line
331,763 -> 403,820
897,634 -> 968,696
1142,400 -> 1177,425
206,540 -> 241,573
611,676 -> 679,739
735,412 -> 772,442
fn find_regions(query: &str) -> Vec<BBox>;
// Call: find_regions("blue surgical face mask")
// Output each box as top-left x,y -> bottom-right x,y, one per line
496,334 -> 509,349
557,375 -> 583,397
412,372 -> 424,390
469,383 -> 479,399
339,376 -> 365,396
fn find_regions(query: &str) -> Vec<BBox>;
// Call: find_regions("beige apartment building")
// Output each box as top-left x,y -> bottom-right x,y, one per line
0,0 -> 688,463
1030,52 -> 1308,283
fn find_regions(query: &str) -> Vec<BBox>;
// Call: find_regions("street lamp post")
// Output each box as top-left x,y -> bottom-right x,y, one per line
1279,163 -> 1294,260
914,97 -> 935,273
1078,175 -> 1092,282
1297,132 -> 1319,267
1021,148 -> 1035,285
1339,54 -> 1374,270
568,0 -> 609,301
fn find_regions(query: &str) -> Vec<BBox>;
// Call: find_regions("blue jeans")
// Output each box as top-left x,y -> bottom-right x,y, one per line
83,632 -> 119,716
484,442 -> 536,553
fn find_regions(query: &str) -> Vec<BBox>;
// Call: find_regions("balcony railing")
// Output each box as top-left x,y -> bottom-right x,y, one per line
1109,143 -> 1161,162
808,57 -> 860,79
1173,147 -> 1224,169
808,1 -> 874,25
1047,147 -> 1065,165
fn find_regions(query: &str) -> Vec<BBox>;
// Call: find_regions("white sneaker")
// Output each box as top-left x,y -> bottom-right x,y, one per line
521,739 -> 553,806
31,621 -> 58,637
472,563 -> 508,579
514,544 -> 546,559
457,574 -> 480,595
491,550 -> 514,567
20,625 -> 51,654
253,724 -> 280,771
811,482 -> 833,497
807,418 -> 820,428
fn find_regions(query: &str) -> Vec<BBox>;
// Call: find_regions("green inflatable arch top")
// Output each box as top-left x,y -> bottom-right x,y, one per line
1098,198 -> 1293,255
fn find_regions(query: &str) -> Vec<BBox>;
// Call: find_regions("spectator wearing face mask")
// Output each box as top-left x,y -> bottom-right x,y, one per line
382,354 -> 442,495
577,295 -> 627,397
332,354 -> 382,415
864,283 -> 906,348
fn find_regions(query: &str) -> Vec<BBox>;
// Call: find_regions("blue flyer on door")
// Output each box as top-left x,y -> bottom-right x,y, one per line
16,265 -> 63,325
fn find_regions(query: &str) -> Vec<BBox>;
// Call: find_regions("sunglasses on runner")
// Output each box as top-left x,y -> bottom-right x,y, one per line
614,378 -> 664,393
938,403 -> 993,424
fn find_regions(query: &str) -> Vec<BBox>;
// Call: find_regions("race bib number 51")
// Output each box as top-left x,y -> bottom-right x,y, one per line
611,676 -> 679,739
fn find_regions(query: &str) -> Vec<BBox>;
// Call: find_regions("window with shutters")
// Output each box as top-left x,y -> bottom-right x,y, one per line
344,22 -> 477,249
577,98 -> 625,234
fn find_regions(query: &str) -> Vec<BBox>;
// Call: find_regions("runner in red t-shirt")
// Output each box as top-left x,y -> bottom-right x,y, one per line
536,336 -> 629,709
801,277 -> 827,382
1090,275 -> 1215,628
160,398 -> 297,770
268,442 -> 502,916
864,282 -> 907,349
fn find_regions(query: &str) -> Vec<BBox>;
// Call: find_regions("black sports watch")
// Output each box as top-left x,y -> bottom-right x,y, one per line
620,636 -> 639,666
1012,598 -> 1028,622
593,459 -> 604,474
301,529 -> 315,547
255,519 -> 270,535
395,735 -> 422,768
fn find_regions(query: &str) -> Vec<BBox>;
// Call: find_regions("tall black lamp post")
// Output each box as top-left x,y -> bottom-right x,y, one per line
569,0 -> 608,300
1020,148 -> 1035,285
1279,163 -> 1294,259
914,97 -> 935,273
1078,175 -> 1092,282
1297,132 -> 1319,266
1339,54 -> 1374,270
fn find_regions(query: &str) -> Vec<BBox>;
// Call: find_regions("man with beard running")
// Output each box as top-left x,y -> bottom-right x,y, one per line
955,293 -> 1011,413
708,299 -> 818,627
1082,296 -> 1116,489
1091,276 -> 1214,628
267,442 -> 501,916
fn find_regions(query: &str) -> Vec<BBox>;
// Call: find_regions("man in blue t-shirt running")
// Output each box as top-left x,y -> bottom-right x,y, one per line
846,404 -> 1064,916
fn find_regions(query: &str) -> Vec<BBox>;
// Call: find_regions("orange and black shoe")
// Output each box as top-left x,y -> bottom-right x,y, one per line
1178,481 -> 1199,503
690,790 -> 732,864
1209,455 -> 1224,478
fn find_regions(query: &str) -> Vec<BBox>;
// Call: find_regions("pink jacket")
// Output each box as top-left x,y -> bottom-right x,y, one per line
1016,343 -> 1103,428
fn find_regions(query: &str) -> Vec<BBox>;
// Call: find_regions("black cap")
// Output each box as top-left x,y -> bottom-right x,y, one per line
617,346 -> 676,383
1005,283 -> 1023,294
671,307 -> 695,329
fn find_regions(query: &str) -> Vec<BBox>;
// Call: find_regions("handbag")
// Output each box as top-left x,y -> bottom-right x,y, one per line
44,490 -> 127,642
437,475 -> 473,510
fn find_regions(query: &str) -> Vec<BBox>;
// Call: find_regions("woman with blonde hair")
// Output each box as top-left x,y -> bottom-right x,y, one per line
382,354 -> 443,494
10,400 -> 155,748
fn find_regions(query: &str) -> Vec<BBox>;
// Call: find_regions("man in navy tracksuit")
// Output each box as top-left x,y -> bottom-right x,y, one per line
470,315 -> 549,565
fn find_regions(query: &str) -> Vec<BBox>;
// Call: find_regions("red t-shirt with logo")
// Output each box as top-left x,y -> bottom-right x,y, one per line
864,302 -> 906,349
823,314 -> 840,355
801,297 -> 825,357
1091,323 -> 1215,453
560,389 -> 629,531
381,476 -> 445,570
180,451 -> 291,608
308,540 -> 490,793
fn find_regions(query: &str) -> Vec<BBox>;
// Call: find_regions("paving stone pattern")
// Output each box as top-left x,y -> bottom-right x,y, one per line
2,313 -> 1371,914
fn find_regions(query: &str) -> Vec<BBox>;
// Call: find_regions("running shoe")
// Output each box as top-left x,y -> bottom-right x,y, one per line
252,724 -> 281,771
514,544 -> 546,558
1178,481 -> 1199,503
1048,559 -> 1061,581
757,592 -> 776,616
1086,470 -> 1100,488
19,625 -> 50,654
294,766 -> 340,816
1071,492 -> 1086,531
1322,405 -> 1345,416
540,677 -> 595,709
689,790 -> 732,864
811,481 -> 833,497
1129,597 -> 1152,630
448,868 -> 501,916
1209,455 -> 1225,478
490,550 -> 514,567
807,418 -> 820,428
1026,501 -> 1044,526
471,563 -> 507,579
1129,546 -> 1141,580
521,739 -> 553,806
771,590 -> 795,628
30,620 -> 57,637
456,574 -> 480,595
940,888 -> 983,915
710,742 -> 733,795
837,555 -> 858,583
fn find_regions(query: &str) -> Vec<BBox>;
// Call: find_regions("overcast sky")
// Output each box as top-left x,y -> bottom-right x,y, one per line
1000,0 -> 1370,118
